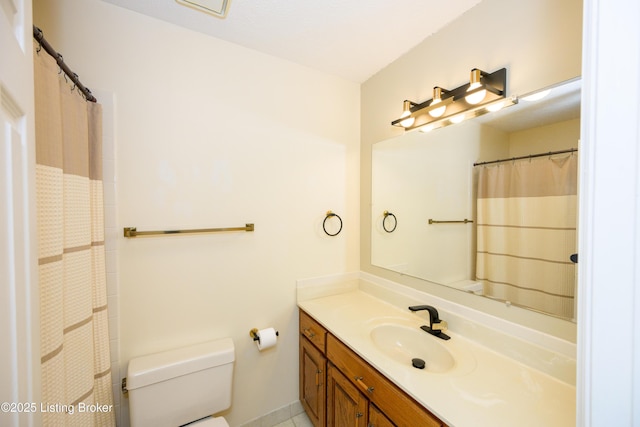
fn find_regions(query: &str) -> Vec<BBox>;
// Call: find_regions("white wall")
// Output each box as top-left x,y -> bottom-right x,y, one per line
33,1 -> 360,425
579,0 -> 640,423
360,0 -> 583,341
508,118 -> 580,156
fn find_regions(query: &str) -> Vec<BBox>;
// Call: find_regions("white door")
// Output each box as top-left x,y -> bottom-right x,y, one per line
0,0 -> 40,426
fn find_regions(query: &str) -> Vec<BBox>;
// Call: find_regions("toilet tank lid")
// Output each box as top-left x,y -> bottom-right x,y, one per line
127,338 -> 234,390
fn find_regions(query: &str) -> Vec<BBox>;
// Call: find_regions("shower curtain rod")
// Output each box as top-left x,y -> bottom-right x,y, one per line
473,148 -> 577,167
33,25 -> 97,102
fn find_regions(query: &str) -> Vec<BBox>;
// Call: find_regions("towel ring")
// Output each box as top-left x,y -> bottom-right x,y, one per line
323,211 -> 343,236
382,211 -> 397,233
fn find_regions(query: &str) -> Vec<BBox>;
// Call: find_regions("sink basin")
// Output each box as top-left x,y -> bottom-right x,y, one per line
370,324 -> 455,373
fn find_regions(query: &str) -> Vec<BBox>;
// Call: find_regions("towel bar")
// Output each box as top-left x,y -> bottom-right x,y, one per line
123,223 -> 254,238
428,219 -> 473,224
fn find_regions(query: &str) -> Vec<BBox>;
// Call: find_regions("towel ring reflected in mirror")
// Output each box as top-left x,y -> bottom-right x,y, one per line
383,211 -> 397,233
323,211 -> 343,236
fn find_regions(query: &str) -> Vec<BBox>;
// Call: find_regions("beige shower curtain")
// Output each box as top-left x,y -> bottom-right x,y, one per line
34,46 -> 115,425
476,154 -> 577,319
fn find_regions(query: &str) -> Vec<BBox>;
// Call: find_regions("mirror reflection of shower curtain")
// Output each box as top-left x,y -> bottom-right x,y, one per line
475,154 -> 577,319
34,48 -> 115,425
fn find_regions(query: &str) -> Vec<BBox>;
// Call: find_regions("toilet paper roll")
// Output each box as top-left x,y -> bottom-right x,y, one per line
255,327 -> 278,351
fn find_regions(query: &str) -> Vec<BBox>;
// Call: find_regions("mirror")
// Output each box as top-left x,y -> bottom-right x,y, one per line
371,78 -> 580,321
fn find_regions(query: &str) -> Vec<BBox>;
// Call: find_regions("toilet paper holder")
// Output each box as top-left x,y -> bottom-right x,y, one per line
250,328 -> 279,341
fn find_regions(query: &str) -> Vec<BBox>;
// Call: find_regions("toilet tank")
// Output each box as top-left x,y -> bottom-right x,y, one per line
126,338 -> 234,427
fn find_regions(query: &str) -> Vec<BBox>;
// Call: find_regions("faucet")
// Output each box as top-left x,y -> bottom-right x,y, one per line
408,305 -> 450,340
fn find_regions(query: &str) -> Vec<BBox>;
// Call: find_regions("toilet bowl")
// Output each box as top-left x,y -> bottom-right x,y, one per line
126,338 -> 235,427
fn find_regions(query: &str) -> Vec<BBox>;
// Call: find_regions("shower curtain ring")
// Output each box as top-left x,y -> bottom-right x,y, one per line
70,73 -> 80,92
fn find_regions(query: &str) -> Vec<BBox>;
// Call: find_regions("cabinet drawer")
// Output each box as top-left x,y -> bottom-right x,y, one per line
327,334 -> 442,427
300,310 -> 327,353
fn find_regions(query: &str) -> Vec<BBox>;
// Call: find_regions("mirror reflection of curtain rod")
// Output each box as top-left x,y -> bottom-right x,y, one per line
473,148 -> 577,167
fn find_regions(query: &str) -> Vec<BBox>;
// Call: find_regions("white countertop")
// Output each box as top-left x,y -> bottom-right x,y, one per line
298,288 -> 576,427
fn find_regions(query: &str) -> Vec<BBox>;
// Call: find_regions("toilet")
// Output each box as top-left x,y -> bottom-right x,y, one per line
126,337 -> 234,427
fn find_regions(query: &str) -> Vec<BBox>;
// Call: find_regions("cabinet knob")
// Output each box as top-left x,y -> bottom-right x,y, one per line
303,328 -> 316,338
356,412 -> 364,418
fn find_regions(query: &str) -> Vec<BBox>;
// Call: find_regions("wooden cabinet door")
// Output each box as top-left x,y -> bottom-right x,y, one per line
327,363 -> 368,427
369,404 -> 395,427
300,336 -> 327,427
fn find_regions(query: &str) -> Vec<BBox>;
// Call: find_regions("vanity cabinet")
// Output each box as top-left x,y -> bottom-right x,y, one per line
326,364 -> 394,427
327,364 -> 368,426
300,335 -> 326,426
369,404 -> 394,427
300,309 -> 445,427
300,311 -> 327,427
327,334 -> 443,427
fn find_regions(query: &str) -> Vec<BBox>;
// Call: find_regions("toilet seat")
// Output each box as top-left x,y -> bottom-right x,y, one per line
189,416 -> 229,427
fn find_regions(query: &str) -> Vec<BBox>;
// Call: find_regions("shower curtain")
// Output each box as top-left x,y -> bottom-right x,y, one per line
475,154 -> 577,319
34,47 -> 115,425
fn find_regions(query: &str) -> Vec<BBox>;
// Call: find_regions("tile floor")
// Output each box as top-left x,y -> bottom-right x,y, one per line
272,411 -> 313,427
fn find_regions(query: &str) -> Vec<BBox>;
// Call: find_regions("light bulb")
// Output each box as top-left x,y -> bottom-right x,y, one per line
450,113 -> 465,124
428,87 -> 447,118
465,69 -> 486,105
399,111 -> 414,128
466,82 -> 486,105
429,100 -> 446,118
487,101 -> 505,112
522,89 -> 550,102
399,100 -> 415,128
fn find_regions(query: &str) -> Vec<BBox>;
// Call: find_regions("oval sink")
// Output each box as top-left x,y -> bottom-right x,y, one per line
370,324 -> 455,373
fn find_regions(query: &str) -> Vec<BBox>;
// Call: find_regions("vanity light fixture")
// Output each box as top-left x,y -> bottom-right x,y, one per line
391,67 -> 513,133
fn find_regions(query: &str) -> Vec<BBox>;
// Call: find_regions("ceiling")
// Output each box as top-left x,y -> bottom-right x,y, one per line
99,0 -> 482,83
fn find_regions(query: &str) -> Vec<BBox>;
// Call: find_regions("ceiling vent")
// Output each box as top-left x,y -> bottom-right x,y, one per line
175,0 -> 231,19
